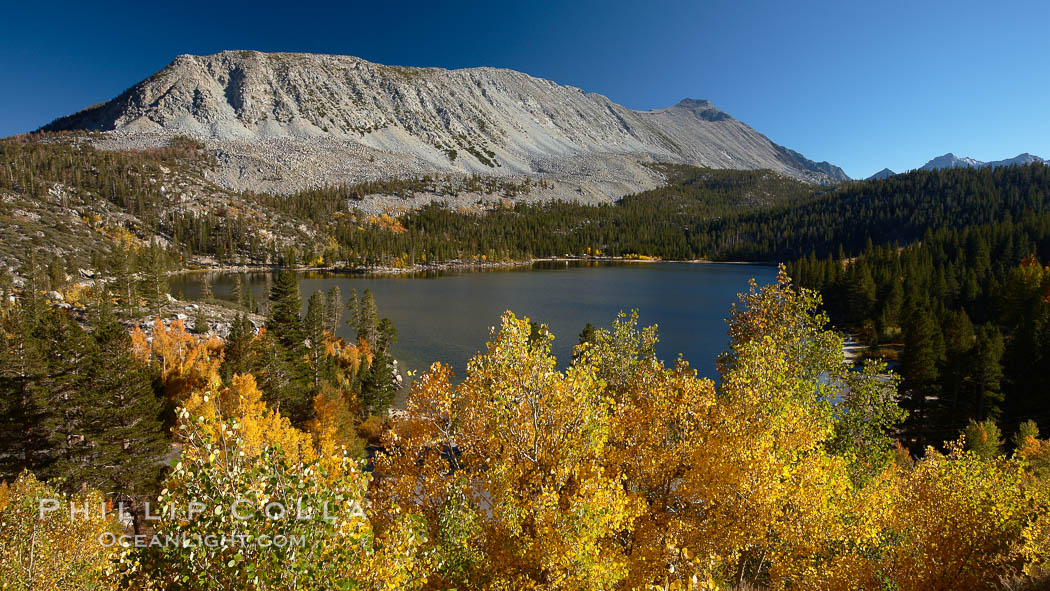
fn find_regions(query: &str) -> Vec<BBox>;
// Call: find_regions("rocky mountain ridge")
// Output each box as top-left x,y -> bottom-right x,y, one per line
43,50 -> 848,200
866,153 -> 1048,180
920,152 -> 1048,172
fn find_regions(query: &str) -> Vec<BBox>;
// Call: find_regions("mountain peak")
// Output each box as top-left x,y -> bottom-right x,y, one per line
867,168 -> 896,180
667,98 -> 732,122
675,98 -> 714,109
921,153 -> 982,170
41,49 -> 847,194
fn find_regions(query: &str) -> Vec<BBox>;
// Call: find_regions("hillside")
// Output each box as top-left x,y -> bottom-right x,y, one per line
41,51 -> 847,199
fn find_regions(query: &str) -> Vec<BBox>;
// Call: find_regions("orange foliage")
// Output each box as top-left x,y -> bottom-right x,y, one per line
132,318 -> 222,402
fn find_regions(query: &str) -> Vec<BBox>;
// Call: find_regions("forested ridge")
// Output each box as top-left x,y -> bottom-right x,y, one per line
5,134 -> 1050,269
0,134 -> 829,268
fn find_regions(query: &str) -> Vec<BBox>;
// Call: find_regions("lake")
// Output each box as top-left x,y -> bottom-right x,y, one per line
171,262 -> 777,383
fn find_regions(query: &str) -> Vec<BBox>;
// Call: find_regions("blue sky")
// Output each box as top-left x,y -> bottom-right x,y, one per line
2,0 -> 1047,179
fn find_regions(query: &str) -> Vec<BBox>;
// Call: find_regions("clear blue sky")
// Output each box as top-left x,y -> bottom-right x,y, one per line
2,0 -> 1047,179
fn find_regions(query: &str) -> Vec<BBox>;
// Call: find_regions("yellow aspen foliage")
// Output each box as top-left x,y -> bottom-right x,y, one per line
1015,432 -> 1050,581
128,401 -> 427,590
376,312 -> 640,590
180,373 -> 316,468
866,444 -> 1031,591
1022,494 -> 1050,581
308,382 -> 366,466
1018,432 -> 1050,480
131,318 -> 222,402
585,272 -> 857,588
0,472 -> 121,590
682,333 -> 853,588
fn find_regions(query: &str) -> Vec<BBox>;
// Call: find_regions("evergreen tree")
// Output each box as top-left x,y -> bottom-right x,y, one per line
263,272 -> 312,424
900,307 -> 943,447
267,270 -> 303,348
844,261 -> 877,325
232,274 -> 245,308
251,331 -> 311,425
1012,419 -> 1039,450
938,309 -> 976,432
222,314 -> 256,380
108,246 -> 138,317
377,317 -> 397,352
345,289 -> 360,336
304,291 -> 328,388
325,286 -> 343,335
244,280 -> 259,314
138,241 -> 169,316
361,347 -> 397,419
356,289 -> 379,348
971,324 -> 1005,420
200,274 -> 213,300
963,418 -> 1003,459
192,307 -> 209,335
0,266 -> 12,311
23,304 -> 90,482
578,322 -> 596,346
46,256 -> 66,292
68,304 -> 168,495
0,299 -> 59,479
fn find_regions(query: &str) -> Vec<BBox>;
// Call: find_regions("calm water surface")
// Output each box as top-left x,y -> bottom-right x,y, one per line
171,262 -> 776,383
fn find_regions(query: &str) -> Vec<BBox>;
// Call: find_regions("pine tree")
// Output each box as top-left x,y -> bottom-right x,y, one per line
138,242 -> 169,316
304,291 -> 328,388
262,271 -> 314,424
68,304 -> 168,495
267,270 -> 303,348
232,274 -> 245,308
377,317 -> 397,352
971,324 -> 1004,420
0,299 -> 59,480
346,288 -> 359,332
845,261 -> 877,324
245,283 -> 258,314
200,274 -> 213,301
192,307 -> 209,335
578,322 -> 596,346
252,331 -> 311,425
325,286 -> 343,334
900,307 -> 944,448
0,266 -> 13,311
108,246 -> 138,317
963,418 -> 1003,459
1012,420 -> 1039,450
46,255 -> 66,292
356,289 -> 379,348
361,346 -> 396,419
222,313 -> 256,380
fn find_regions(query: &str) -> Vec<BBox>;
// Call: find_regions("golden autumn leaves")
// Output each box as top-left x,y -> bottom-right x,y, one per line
2,270 -> 1049,589
369,271 -> 1050,590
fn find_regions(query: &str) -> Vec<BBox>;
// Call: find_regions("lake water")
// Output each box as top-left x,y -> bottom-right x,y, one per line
171,262 -> 777,383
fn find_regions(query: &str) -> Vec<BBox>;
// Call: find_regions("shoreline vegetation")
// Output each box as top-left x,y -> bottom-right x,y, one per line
176,255 -> 779,278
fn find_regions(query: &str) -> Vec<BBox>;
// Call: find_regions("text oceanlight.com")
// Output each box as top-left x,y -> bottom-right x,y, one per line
97,533 -> 307,548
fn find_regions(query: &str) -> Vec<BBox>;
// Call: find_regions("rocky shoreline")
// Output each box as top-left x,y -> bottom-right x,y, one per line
178,255 -> 777,278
